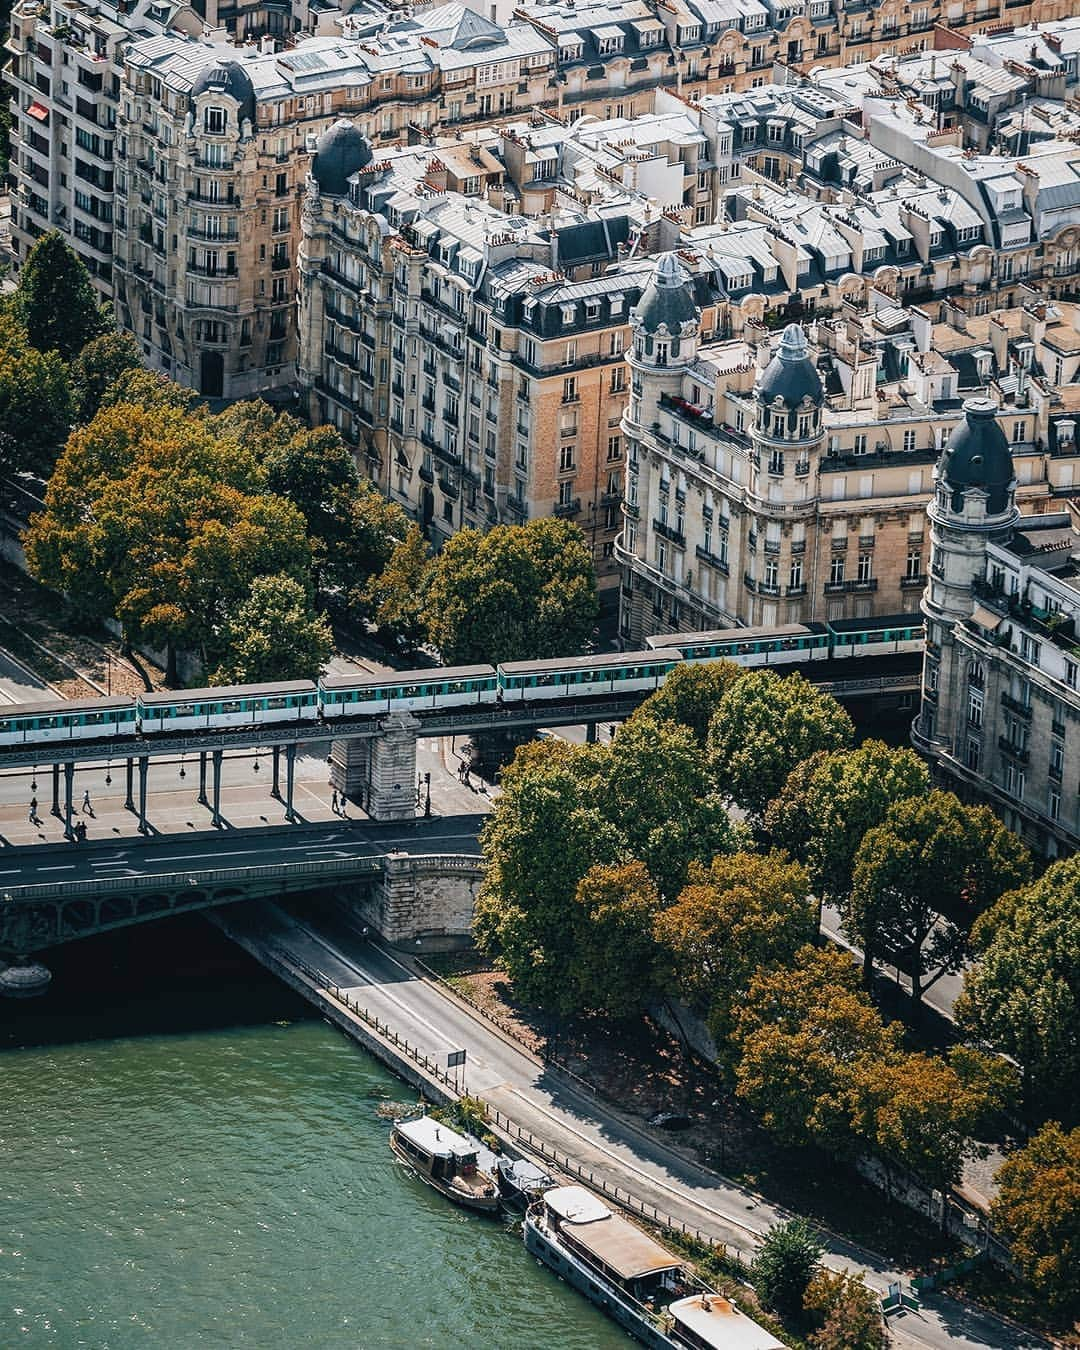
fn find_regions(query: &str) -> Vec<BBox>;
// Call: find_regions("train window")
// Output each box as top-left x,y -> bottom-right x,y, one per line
446,681 -> 468,694
0,720 -> 9,731
38,717 -> 58,729
220,701 -> 243,714
537,675 -> 555,687
266,697 -> 287,710
83,713 -> 105,724
401,685 -> 422,698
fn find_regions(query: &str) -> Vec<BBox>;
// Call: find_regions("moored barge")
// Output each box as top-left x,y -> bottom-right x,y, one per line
390,1114 -> 500,1213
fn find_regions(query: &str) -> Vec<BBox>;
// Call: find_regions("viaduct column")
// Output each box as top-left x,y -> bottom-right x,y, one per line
329,736 -> 371,804
366,714 -> 420,822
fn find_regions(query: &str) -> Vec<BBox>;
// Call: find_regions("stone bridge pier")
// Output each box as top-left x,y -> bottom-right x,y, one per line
329,713 -> 419,822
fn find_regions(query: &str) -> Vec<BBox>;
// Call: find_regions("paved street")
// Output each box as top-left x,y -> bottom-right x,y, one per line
0,644 -> 58,708
232,902 -> 1044,1350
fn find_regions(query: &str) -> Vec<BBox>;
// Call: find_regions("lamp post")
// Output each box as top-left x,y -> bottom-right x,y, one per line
423,771 -> 431,818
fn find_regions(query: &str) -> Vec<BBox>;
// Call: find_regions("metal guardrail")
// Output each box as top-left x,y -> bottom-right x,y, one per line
0,854 -> 386,902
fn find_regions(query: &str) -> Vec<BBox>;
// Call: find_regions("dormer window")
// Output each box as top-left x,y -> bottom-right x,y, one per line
561,303 -> 577,326
610,294 -> 623,316
559,42 -> 583,63
585,299 -> 600,321
678,24 -> 700,43
205,106 -> 226,135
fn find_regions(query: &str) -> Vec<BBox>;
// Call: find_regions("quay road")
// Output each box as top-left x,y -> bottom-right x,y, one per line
227,901 -> 1043,1350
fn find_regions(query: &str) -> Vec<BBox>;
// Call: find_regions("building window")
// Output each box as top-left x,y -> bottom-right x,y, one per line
764,558 -> 778,589
966,737 -> 981,771
903,429 -> 916,452
769,450 -> 784,475
1050,740 -> 1064,781
906,549 -> 922,579
1049,788 -> 1061,821
1021,634 -> 1041,666
968,689 -> 983,729
857,553 -> 873,582
204,106 -> 226,135
558,480 -> 574,507
789,558 -> 803,588
610,366 -> 625,393
1066,658 -> 1078,691
853,434 -> 867,455
1013,420 -> 1025,444
559,444 -> 575,473
607,435 -> 621,461
562,376 -> 577,403
830,556 -> 845,585
1004,762 -> 1025,800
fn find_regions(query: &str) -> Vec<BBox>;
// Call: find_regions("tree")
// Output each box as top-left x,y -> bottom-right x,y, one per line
68,330 -> 143,425
99,368 -> 200,414
210,574 -> 333,685
765,741 -> 929,903
23,401 -> 311,682
0,315 -> 73,474
847,791 -> 1032,1002
358,524 -> 430,651
568,863 -> 664,1018
708,671 -> 853,821
11,231 -> 107,360
732,946 -> 900,1152
957,856 -> 1080,1121
423,517 -> 597,665
631,660 -> 741,747
751,1218 -> 824,1317
991,1123 -> 1080,1316
804,1270 -> 887,1350
654,851 -> 814,1044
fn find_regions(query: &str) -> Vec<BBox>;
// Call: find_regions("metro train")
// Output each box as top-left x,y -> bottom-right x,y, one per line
0,614 -> 924,749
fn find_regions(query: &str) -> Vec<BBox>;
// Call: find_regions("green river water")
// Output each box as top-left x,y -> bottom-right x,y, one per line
0,916 -> 627,1349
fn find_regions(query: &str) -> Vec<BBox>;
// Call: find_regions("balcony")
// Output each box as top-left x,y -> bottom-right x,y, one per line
744,573 -> 757,593
1001,693 -> 1033,720
786,583 -> 807,597
653,519 -> 686,547
998,736 -> 1029,764
553,498 -> 581,518
901,574 -> 927,589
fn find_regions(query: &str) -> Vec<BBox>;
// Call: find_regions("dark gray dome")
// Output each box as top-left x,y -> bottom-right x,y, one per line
190,61 -> 256,128
941,397 -> 1014,515
312,120 -> 374,197
632,252 -> 699,335
756,324 -> 823,408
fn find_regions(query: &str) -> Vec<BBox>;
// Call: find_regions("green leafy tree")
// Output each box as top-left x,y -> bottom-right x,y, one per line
804,1270 -> 887,1350
359,524 -> 431,651
957,857 -> 1080,1121
752,1218 -> 824,1317
991,1122 -> 1080,1316
847,791 -> 1032,1002
99,368 -> 201,414
23,400 -> 310,682
68,330 -> 143,425
0,315 -> 73,473
631,660 -> 741,747
708,670 -> 853,821
732,946 -> 899,1152
11,231 -> 108,360
423,517 -> 597,665
654,851 -> 814,1044
765,741 -> 930,903
210,573 -> 333,685
569,863 -> 664,1018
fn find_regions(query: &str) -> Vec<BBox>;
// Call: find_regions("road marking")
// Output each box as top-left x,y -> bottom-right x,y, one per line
38,864 -> 75,872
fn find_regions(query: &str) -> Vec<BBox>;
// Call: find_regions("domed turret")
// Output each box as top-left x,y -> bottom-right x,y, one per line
940,397 -> 1014,515
756,324 -> 823,409
190,61 -> 256,129
312,120 -> 374,197
631,252 -> 699,336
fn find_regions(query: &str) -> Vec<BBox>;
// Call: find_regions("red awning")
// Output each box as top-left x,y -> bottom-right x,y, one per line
26,102 -> 49,122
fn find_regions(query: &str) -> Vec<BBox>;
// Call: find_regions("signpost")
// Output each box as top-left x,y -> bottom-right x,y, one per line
448,1048 -> 466,1094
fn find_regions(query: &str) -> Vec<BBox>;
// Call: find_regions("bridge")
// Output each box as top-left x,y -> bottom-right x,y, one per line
0,815 -> 486,957
0,657 -> 921,826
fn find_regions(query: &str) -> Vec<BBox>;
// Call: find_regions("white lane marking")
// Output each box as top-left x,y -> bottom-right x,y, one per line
38,864 -> 75,872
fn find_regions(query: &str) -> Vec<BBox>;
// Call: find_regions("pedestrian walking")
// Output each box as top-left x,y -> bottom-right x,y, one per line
28,796 -> 38,825
331,788 -> 339,815
81,788 -> 93,816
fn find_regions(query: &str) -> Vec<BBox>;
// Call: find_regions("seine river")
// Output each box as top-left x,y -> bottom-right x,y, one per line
0,916 -> 625,1348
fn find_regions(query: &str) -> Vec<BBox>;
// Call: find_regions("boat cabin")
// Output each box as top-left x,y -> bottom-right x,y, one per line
393,1116 -> 482,1181
668,1294 -> 786,1350
540,1187 -> 688,1306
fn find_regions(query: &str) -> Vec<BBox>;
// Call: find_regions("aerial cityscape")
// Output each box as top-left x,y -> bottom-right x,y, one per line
0,0 -> 1079,1343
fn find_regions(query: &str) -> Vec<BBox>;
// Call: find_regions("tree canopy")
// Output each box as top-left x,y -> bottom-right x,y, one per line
991,1122 -> 1080,1316
0,315 -> 73,474
764,740 -> 930,903
654,850 -> 814,1045
68,330 -> 143,425
210,574 -> 333,685
359,523 -> 430,651
11,231 -> 108,360
568,862 -> 665,1018
751,1218 -> 824,1318
846,790 -> 1033,1002
957,856 -> 1080,1122
708,670 -> 853,820
804,1270 -> 887,1350
423,517 -> 598,665
631,660 -> 741,747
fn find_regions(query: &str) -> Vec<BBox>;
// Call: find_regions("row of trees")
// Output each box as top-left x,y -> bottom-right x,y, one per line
476,661 -> 1080,1312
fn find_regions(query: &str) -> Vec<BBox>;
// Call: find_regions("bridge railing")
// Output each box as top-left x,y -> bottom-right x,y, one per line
0,854 -> 387,903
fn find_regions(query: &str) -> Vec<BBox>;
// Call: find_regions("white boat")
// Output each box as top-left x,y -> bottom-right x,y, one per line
524,1185 -> 785,1349
390,1115 -> 500,1214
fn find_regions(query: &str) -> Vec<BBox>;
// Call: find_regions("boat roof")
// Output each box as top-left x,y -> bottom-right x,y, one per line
544,1185 -> 611,1223
567,1210 -> 684,1282
140,681 -> 316,705
499,649 -> 682,675
669,1295 -> 786,1349
321,664 -> 495,691
498,1157 -> 552,1189
395,1115 -> 476,1159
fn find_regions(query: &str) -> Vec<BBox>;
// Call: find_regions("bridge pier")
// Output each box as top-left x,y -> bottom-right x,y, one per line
137,756 -> 149,834
284,744 -> 296,823
211,749 -> 223,827
329,737 -> 370,805
197,752 -> 208,806
51,763 -> 60,818
271,746 -> 281,801
124,757 -> 135,812
585,721 -> 598,744
63,761 -> 74,840
367,715 -> 420,822
472,727 -> 536,775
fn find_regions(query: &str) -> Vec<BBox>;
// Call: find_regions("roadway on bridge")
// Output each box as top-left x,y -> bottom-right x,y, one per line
0,645 -> 58,708
233,902 -> 1041,1350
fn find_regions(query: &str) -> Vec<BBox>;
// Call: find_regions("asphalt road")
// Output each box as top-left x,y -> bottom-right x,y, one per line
237,903 -> 1044,1350
0,645 -> 57,708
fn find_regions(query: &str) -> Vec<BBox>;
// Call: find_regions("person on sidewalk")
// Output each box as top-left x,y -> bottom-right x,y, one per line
81,788 -> 93,816
28,797 -> 38,825
331,788 -> 339,815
